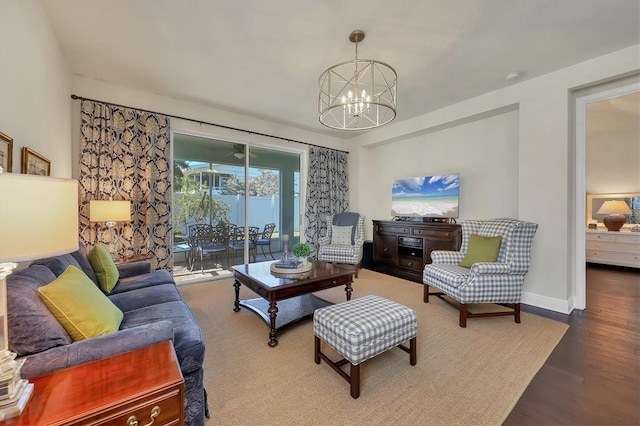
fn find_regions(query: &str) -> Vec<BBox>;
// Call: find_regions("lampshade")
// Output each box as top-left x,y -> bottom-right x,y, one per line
596,200 -> 632,215
318,30 -> 397,130
596,200 -> 632,232
0,174 -> 79,263
89,200 -> 131,223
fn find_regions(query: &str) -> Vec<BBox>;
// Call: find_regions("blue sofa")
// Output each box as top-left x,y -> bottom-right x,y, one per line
6,244 -> 208,426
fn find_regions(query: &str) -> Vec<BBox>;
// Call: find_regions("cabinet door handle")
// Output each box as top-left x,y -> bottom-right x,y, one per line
407,262 -> 413,266
383,247 -> 388,252
127,406 -> 160,426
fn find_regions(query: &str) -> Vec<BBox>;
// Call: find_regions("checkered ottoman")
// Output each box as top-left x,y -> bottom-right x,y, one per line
313,295 -> 417,398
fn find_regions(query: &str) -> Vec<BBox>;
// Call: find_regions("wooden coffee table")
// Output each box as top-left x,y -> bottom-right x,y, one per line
232,260 -> 354,347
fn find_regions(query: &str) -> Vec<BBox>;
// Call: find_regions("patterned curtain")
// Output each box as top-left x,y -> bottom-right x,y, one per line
304,146 -> 349,257
78,100 -> 172,270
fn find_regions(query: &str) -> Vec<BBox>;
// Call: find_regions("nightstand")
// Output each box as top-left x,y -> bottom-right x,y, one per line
1,341 -> 184,425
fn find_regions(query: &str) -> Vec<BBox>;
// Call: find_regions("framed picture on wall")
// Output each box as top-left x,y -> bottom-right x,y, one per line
21,147 -> 51,176
0,132 -> 13,172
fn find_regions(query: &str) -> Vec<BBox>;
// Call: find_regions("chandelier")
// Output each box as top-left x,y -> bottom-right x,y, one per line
318,30 -> 397,130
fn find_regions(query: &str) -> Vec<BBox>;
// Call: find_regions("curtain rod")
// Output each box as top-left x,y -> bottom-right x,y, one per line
71,94 -> 349,154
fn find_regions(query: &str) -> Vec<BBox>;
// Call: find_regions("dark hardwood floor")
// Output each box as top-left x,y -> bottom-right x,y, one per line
504,264 -> 639,425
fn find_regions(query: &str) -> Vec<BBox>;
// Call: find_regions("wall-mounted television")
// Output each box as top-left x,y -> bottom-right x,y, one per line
391,173 -> 460,218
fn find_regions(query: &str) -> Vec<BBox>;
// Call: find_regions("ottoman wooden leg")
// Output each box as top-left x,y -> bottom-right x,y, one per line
350,363 -> 360,399
314,335 -> 321,364
409,337 -> 417,366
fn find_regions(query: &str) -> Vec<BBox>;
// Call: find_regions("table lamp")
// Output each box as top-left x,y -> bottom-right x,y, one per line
596,200 -> 632,231
89,199 -> 131,254
0,173 -> 79,419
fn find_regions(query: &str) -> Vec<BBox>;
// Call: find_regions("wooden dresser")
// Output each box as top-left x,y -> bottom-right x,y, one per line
586,229 -> 640,268
2,341 -> 184,426
372,220 -> 462,283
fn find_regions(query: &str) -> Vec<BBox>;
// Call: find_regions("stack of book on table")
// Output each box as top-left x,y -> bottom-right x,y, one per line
273,259 -> 304,269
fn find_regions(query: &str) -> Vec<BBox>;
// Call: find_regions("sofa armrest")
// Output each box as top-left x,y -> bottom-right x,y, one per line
116,260 -> 152,278
19,321 -> 174,379
430,250 -> 464,264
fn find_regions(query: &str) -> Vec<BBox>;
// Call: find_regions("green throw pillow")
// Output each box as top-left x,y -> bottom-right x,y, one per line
88,243 -> 119,293
38,265 -> 124,341
459,234 -> 503,268
331,225 -> 353,245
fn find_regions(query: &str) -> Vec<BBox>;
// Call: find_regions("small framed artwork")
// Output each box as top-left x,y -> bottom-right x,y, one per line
21,147 -> 51,176
0,132 -> 13,172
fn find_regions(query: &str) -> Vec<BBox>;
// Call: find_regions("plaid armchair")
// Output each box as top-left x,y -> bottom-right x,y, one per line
422,218 -> 538,327
317,213 -> 365,277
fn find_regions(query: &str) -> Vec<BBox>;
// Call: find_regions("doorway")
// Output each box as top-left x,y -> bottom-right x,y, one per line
574,81 -> 640,309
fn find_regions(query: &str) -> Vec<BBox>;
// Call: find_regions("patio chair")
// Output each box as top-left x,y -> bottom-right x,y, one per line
256,223 -> 277,260
188,223 -> 229,273
228,224 -> 260,264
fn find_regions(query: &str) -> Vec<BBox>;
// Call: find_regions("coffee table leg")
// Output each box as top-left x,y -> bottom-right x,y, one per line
233,280 -> 241,312
345,281 -> 353,301
268,302 -> 279,347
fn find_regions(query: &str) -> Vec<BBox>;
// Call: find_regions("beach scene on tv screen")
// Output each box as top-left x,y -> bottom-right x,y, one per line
392,174 -> 459,217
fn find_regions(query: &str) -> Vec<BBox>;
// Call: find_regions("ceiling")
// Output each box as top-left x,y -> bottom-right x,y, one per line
41,0 -> 640,139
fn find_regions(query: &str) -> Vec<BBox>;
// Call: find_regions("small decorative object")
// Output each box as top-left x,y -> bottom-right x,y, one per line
588,221 -> 597,230
0,352 -> 33,419
596,200 -> 632,231
270,259 -> 313,275
281,234 -> 289,261
631,225 -> 640,232
292,243 -> 311,264
20,148 -> 50,176
0,132 -> 13,173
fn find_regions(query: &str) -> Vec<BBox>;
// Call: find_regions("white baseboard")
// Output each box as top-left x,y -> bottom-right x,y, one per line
521,291 -> 574,315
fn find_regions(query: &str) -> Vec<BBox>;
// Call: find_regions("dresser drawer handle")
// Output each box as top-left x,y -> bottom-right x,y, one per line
127,406 -> 160,426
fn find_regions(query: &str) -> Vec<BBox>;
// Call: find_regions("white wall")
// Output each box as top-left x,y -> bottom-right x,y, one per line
0,1 -> 72,178
360,109 -> 519,226
352,45 -> 640,313
71,76 -> 344,156
585,94 -> 640,194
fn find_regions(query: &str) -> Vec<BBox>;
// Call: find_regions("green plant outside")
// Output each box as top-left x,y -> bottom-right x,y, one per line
173,176 -> 230,234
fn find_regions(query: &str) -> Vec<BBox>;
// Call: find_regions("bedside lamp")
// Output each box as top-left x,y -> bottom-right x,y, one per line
89,199 -> 131,253
597,200 -> 632,232
0,173 -> 79,418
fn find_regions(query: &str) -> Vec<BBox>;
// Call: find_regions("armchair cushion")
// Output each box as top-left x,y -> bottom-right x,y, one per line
332,212 -> 360,244
331,225 -> 353,245
459,234 -> 502,268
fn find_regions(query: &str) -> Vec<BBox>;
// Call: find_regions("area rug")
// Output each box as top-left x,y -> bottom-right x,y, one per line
178,268 -> 568,425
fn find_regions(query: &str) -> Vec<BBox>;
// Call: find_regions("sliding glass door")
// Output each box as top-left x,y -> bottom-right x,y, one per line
172,133 -> 300,279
